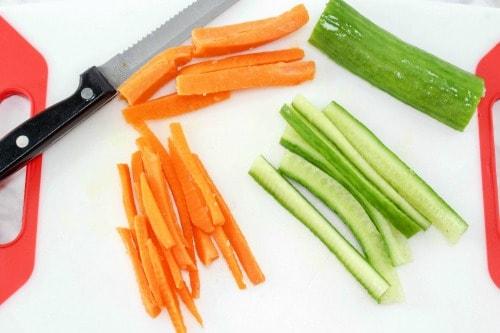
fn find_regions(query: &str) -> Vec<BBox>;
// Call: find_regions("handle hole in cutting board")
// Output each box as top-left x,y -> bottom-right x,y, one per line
491,101 -> 500,210
0,95 -> 30,245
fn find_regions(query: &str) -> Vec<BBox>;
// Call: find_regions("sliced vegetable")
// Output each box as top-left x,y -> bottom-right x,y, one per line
309,0 -> 484,131
165,248 -> 183,289
279,151 -> 403,302
193,227 -> 219,266
122,92 -> 230,124
249,156 -> 389,302
213,226 -> 247,289
179,48 -> 305,75
117,164 -> 137,229
176,281 -> 203,325
119,46 -> 193,105
324,102 -> 468,243
192,4 -> 309,57
176,61 -> 315,95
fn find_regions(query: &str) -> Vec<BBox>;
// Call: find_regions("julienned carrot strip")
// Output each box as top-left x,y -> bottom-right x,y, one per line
192,5 -> 309,57
133,216 -> 163,307
147,239 -> 186,333
188,268 -> 200,299
213,226 -> 246,289
179,48 -> 305,75
119,46 -> 193,105
165,248 -> 183,289
140,173 -> 175,249
169,140 -> 214,234
117,164 -> 137,229
122,92 -> 230,123
131,151 -> 145,214
193,227 -> 219,266
194,155 -> 265,285
177,61 -> 315,95
170,123 -> 225,226
117,228 -> 161,318
177,281 -> 203,325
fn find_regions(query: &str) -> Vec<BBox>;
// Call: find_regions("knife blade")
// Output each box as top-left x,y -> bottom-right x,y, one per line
0,0 -> 239,182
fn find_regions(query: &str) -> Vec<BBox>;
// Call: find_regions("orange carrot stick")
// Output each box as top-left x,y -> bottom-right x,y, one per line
123,92 -> 230,123
131,151 -> 145,214
192,5 -> 309,57
170,123 -> 225,226
177,281 -> 203,325
193,227 -> 219,266
140,173 -> 175,249
179,48 -> 304,75
119,46 -> 193,105
177,61 -> 315,95
165,248 -> 183,289
117,228 -> 161,318
188,269 -> 200,299
194,155 -> 265,285
117,164 -> 137,229
169,140 -> 214,234
213,226 -> 246,289
147,239 -> 186,333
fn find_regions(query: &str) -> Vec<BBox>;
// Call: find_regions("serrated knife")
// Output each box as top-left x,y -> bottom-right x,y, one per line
0,0 -> 239,182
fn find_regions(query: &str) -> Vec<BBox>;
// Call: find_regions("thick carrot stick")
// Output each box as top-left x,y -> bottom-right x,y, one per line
193,227 -> 219,266
165,248 -> 183,289
177,281 -> 203,325
192,5 -> 309,57
177,61 -> 315,95
131,151 -> 145,214
179,48 -> 304,75
117,228 -> 161,318
140,173 -> 175,249
117,164 -> 137,229
169,140 -> 214,234
147,239 -> 186,333
119,46 -> 193,105
123,92 -> 230,123
194,155 -> 265,285
170,123 -> 225,226
213,226 -> 246,289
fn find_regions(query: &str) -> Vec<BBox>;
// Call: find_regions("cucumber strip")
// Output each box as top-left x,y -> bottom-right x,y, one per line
279,151 -> 403,302
281,126 -> 412,266
309,0 -> 484,131
324,102 -> 468,243
292,95 -> 430,230
249,156 -> 390,302
280,104 -> 421,237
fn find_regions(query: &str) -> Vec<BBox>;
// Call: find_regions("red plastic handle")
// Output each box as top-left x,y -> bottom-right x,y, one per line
477,43 -> 500,288
0,17 -> 48,304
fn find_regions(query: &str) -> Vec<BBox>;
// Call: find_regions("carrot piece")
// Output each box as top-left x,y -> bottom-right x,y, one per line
169,140 -> 214,234
123,92 -> 230,123
147,239 -> 186,333
117,228 -> 161,318
140,173 -> 175,249
131,151 -> 145,214
117,164 -> 137,229
177,281 -> 203,325
177,60 -> 315,95
119,46 -> 193,105
192,5 -> 309,57
165,249 -> 183,289
193,227 -> 219,266
188,268 -> 200,299
213,226 -> 246,289
179,48 -> 304,75
195,155 -> 265,285
169,123 -> 225,226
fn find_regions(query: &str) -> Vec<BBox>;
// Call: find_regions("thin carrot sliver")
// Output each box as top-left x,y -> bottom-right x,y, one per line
140,173 -> 175,249
169,123 -> 225,226
123,92 -> 230,123
176,61 -> 315,95
131,151 -> 145,214
213,226 -> 246,289
119,46 -> 193,105
117,164 -> 137,229
192,5 -> 309,57
188,269 -> 200,299
165,249 -> 183,289
147,239 -> 186,333
117,228 -> 161,318
195,154 -> 265,285
177,281 -> 203,325
179,48 -> 305,75
193,227 -> 219,266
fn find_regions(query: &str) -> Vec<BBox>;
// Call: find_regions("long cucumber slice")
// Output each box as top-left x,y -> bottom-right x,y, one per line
279,151 -> 403,302
280,104 -> 421,237
249,156 -> 390,302
309,0 -> 484,131
292,95 -> 430,230
324,102 -> 468,243
280,126 -> 412,267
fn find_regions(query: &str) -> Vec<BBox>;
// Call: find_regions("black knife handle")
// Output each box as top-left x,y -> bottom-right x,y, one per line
0,67 -> 117,181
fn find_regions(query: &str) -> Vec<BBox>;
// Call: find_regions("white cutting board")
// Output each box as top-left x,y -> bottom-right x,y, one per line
0,0 -> 499,332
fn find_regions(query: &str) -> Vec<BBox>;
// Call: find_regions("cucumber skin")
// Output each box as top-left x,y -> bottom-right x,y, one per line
309,0 -> 484,131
